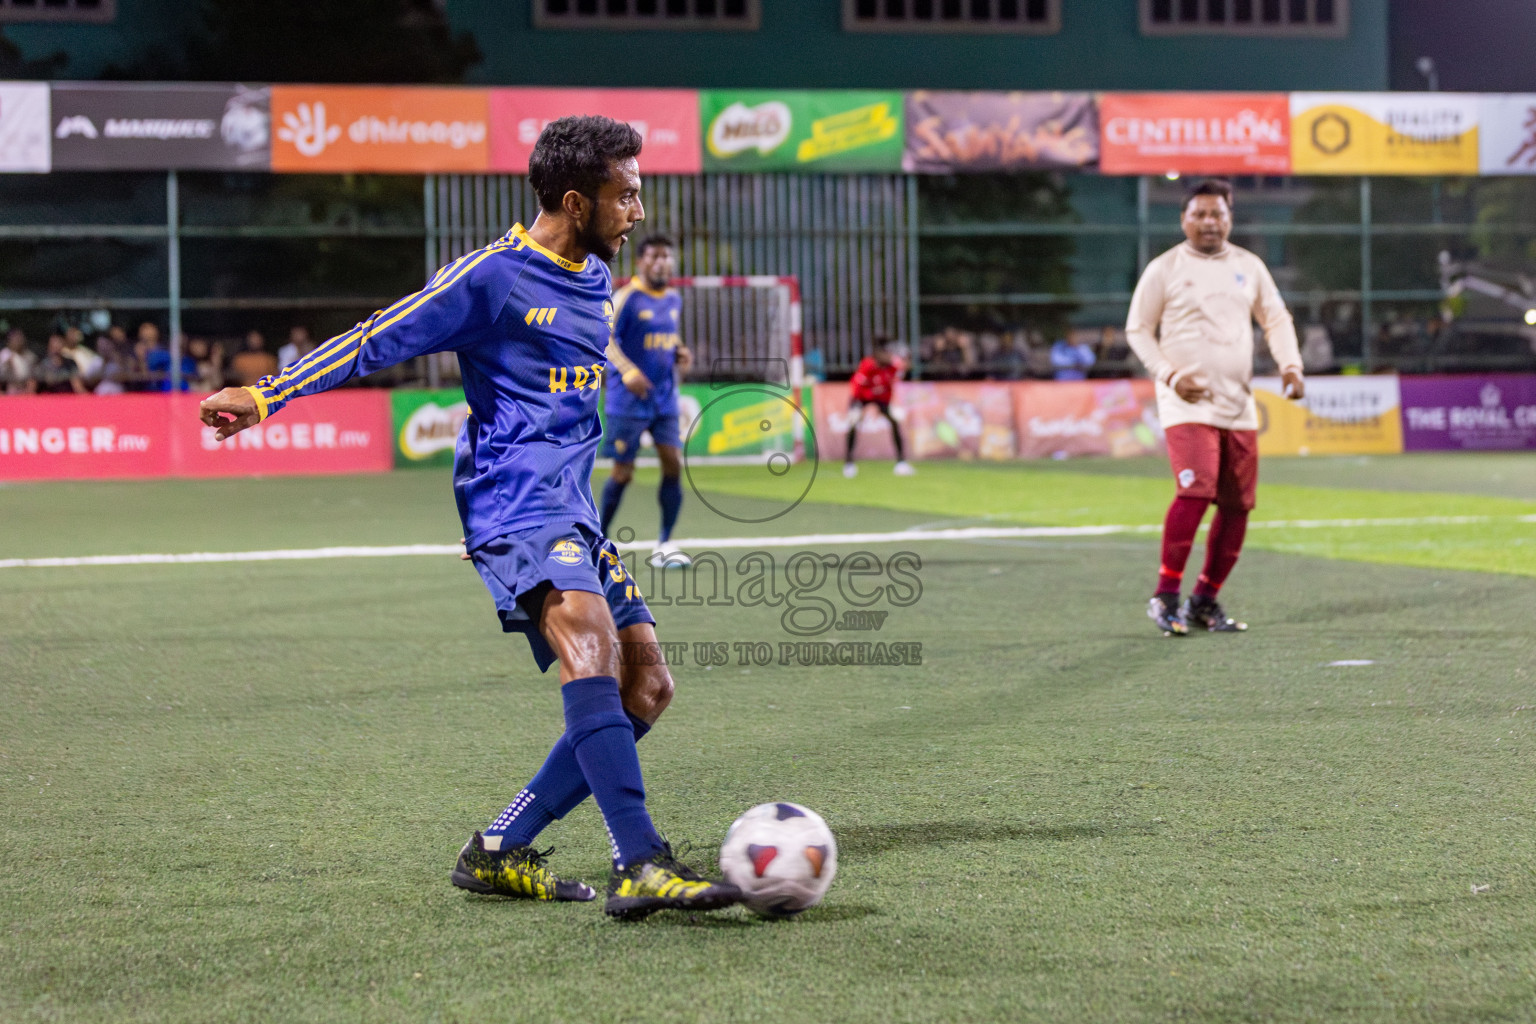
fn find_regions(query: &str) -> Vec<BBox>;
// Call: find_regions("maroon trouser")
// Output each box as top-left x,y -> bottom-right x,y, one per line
1157,424 -> 1257,597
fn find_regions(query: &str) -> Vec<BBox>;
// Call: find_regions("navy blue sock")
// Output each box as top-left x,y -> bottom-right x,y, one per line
562,676 -> 664,867
485,711 -> 654,847
600,476 -> 629,537
658,476 -> 682,544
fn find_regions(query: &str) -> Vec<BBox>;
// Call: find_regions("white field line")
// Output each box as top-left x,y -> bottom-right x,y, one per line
2,514 -> 1532,570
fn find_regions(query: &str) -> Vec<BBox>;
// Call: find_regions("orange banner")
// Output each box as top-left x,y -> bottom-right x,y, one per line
1012,379 -> 1163,459
270,85 -> 490,173
1099,93 -> 1290,175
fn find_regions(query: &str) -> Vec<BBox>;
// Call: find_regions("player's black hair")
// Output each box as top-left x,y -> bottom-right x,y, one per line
637,234 -> 675,256
528,115 -> 644,214
1182,178 -> 1234,213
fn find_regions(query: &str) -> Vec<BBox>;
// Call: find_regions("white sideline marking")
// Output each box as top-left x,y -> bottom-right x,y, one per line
1328,660 -> 1376,667
1,514 -> 1530,570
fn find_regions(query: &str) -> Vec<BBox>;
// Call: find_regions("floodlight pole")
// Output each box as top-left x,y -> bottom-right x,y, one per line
167,170 -> 183,393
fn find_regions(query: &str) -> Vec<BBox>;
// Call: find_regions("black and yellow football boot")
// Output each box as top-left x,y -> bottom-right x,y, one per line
604,843 -> 743,921
450,831 -> 596,901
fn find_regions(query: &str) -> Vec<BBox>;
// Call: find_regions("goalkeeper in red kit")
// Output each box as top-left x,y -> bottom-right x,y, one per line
842,335 -> 913,478
1126,178 -> 1305,636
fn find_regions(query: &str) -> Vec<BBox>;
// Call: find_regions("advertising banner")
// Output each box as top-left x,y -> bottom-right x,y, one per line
1013,379 -> 1163,459
1400,374 -> 1536,450
1099,93 -> 1289,175
902,91 -> 1097,173
270,86 -> 489,173
1290,93 -> 1480,175
0,82 -> 51,173
490,88 -> 700,174
393,388 -> 469,468
1253,375 -> 1403,456
0,394 -> 171,480
1477,95 -> 1536,175
0,392 -> 392,481
813,382 -> 1015,462
680,383 -> 797,458
50,83 -> 269,171
701,90 -> 903,172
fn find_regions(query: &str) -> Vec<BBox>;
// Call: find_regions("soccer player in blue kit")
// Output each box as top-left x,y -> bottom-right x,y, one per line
197,116 -> 742,921
598,234 -> 693,568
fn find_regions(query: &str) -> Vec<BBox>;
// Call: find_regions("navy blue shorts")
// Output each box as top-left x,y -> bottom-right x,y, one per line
470,521 -> 655,673
602,409 -> 682,462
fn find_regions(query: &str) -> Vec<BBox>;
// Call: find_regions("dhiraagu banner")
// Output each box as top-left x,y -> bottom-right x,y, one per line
701,90 -> 903,172
392,388 -> 469,468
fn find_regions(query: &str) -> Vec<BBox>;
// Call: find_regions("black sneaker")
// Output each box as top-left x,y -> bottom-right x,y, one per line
605,842 -> 743,921
1147,592 -> 1189,637
1181,594 -> 1248,633
451,831 -> 596,901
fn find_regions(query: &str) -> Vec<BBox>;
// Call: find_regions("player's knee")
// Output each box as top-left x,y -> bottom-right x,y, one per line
657,446 -> 682,478
612,462 -> 635,485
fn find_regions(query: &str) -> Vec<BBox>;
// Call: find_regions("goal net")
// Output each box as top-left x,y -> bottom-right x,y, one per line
612,275 -> 807,466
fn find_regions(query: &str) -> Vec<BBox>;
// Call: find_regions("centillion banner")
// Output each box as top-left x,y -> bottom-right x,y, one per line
1290,93 -> 1479,175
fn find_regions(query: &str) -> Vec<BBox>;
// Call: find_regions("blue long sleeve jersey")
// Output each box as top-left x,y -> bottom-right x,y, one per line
244,224 -> 613,550
603,281 -> 683,419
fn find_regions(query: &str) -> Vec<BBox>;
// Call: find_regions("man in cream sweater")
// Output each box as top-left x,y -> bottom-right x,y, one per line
1125,178 -> 1305,636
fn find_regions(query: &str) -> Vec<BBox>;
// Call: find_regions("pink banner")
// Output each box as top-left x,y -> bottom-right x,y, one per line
0,392 -> 393,481
811,379 -> 1165,462
490,89 -> 702,174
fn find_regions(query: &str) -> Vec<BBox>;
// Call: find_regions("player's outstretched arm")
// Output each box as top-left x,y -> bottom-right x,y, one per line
200,387 -> 261,441
229,248 -> 509,431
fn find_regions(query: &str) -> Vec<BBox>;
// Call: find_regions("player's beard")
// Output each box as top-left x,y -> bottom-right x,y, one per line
578,214 -> 625,264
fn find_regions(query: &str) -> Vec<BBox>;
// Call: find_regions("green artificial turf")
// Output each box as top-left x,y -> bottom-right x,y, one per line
689,455 -> 1536,577
2,460 -> 1535,1022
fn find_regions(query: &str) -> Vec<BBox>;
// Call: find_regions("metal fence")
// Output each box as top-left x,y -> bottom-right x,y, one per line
427,173 -> 917,375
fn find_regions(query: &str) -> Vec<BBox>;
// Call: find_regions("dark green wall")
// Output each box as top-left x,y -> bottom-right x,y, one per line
9,0 -> 1388,90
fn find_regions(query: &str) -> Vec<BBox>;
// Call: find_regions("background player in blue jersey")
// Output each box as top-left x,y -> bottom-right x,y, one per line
196,116 -> 741,921
599,235 -> 693,568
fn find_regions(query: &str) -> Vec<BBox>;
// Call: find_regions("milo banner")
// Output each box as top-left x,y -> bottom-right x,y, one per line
392,384 -> 797,467
903,91 -> 1098,173
701,90 -> 903,172
1253,375 -> 1403,456
392,388 -> 469,468
1290,93 -> 1479,175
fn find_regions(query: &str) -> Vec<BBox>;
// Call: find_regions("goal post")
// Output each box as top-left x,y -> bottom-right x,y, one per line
610,274 -> 807,466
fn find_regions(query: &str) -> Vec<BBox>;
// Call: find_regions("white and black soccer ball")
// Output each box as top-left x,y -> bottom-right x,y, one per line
719,802 -> 837,919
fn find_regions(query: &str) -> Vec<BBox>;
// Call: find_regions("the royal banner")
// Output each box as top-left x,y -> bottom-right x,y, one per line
1099,93 -> 1289,175
1477,95 -> 1536,175
0,82 -> 51,173
0,392 -> 392,481
902,91 -> 1097,173
1290,93 -> 1480,175
1013,379 -> 1163,459
701,90 -> 903,173
270,86 -> 489,173
490,88 -> 700,174
50,83 -> 270,171
1400,374 -> 1536,450
1253,375 -> 1403,456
